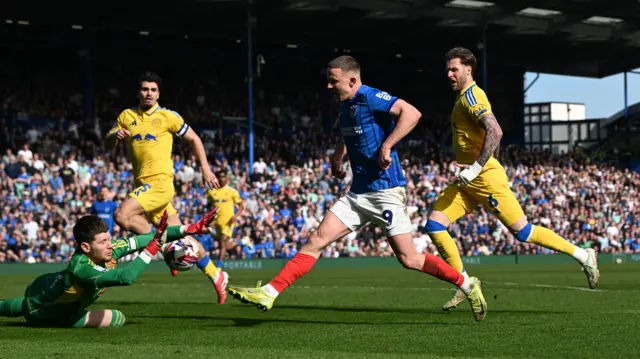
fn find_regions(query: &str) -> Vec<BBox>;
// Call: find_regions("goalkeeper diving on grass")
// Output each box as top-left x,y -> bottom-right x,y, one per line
0,207 -> 218,328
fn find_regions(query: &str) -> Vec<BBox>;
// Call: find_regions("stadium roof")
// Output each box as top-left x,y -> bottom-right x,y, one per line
4,0 -> 640,77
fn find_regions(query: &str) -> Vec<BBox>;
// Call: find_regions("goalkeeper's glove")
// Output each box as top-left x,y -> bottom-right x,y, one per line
143,211 -> 169,256
185,207 -> 220,235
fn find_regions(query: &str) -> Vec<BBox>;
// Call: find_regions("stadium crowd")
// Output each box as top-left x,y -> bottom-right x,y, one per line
2,100 -> 640,265
2,50 -> 640,264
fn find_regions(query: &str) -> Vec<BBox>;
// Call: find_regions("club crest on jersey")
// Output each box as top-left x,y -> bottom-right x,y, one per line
350,105 -> 358,118
152,118 -> 162,127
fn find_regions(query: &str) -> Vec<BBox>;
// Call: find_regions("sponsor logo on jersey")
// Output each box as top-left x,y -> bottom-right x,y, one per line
341,126 -> 364,137
131,133 -> 158,142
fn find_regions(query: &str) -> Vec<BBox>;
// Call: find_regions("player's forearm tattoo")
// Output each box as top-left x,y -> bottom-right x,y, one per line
477,114 -> 503,166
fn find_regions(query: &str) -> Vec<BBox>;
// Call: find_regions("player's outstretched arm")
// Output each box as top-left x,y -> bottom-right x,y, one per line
110,225 -> 186,259
110,207 -> 220,260
182,128 -> 219,189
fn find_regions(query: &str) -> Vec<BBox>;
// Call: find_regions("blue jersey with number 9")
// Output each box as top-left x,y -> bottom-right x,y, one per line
338,85 -> 407,194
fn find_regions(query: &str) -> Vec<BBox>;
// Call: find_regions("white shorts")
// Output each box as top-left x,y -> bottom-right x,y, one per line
329,187 -> 412,236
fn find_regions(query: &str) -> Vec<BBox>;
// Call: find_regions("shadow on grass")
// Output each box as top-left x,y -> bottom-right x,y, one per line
129,314 -> 463,327
0,320 -> 142,328
253,304 -> 571,316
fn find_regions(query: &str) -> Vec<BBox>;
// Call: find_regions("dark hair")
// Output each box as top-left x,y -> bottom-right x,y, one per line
139,71 -> 163,90
216,170 -> 228,178
445,47 -> 477,74
327,56 -> 361,74
73,216 -> 109,245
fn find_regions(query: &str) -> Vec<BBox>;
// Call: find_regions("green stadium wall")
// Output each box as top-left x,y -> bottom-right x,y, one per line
0,254 -> 638,275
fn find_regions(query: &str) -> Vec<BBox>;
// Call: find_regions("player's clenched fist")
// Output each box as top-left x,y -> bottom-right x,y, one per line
115,129 -> 132,140
378,145 -> 392,170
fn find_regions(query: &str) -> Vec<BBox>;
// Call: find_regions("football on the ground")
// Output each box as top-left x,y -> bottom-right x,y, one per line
163,238 -> 199,271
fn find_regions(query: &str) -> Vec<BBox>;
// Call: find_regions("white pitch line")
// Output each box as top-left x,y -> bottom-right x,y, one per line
291,283 -> 605,293
141,282 -> 605,292
529,283 -> 603,292
486,281 -> 605,292
291,285 -> 451,291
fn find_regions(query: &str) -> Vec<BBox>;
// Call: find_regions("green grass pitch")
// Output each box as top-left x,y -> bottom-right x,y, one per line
1,263 -> 639,358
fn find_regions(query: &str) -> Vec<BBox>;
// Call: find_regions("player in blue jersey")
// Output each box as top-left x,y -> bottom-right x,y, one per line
90,187 -> 118,233
228,56 -> 487,322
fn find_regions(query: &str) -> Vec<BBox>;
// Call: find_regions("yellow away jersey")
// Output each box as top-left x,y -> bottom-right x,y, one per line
450,81 -> 495,165
207,185 -> 242,220
109,103 -> 189,181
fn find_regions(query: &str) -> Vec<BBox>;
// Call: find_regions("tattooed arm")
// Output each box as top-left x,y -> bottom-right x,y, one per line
476,114 -> 503,166
456,113 -> 503,186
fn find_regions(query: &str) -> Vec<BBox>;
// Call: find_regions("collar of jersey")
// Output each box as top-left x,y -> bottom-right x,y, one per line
459,81 -> 476,95
139,103 -> 160,115
345,84 -> 367,103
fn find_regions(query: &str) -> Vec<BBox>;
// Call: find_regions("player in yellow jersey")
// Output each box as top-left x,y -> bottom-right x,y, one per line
425,47 -> 600,311
105,71 -> 229,304
206,171 -> 245,267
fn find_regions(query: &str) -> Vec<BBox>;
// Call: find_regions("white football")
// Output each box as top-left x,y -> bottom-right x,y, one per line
162,238 -> 199,271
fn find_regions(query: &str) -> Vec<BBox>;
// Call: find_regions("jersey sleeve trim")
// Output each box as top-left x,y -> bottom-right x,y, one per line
464,86 -> 478,106
138,251 -> 152,264
176,123 -> 189,137
127,237 -> 138,251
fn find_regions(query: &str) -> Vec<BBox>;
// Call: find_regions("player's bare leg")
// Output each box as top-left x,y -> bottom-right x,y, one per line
507,215 -> 599,289
113,198 -> 152,234
388,232 -> 486,322
166,214 -> 228,303
228,211 -> 351,311
216,234 -> 231,268
427,210 -> 473,311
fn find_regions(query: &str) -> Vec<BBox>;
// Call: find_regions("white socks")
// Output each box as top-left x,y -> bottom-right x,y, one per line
462,268 -> 470,280
572,247 -> 589,264
459,277 -> 472,294
261,284 -> 280,298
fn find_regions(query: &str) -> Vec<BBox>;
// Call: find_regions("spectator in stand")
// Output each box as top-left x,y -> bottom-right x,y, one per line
1,67 -> 638,264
